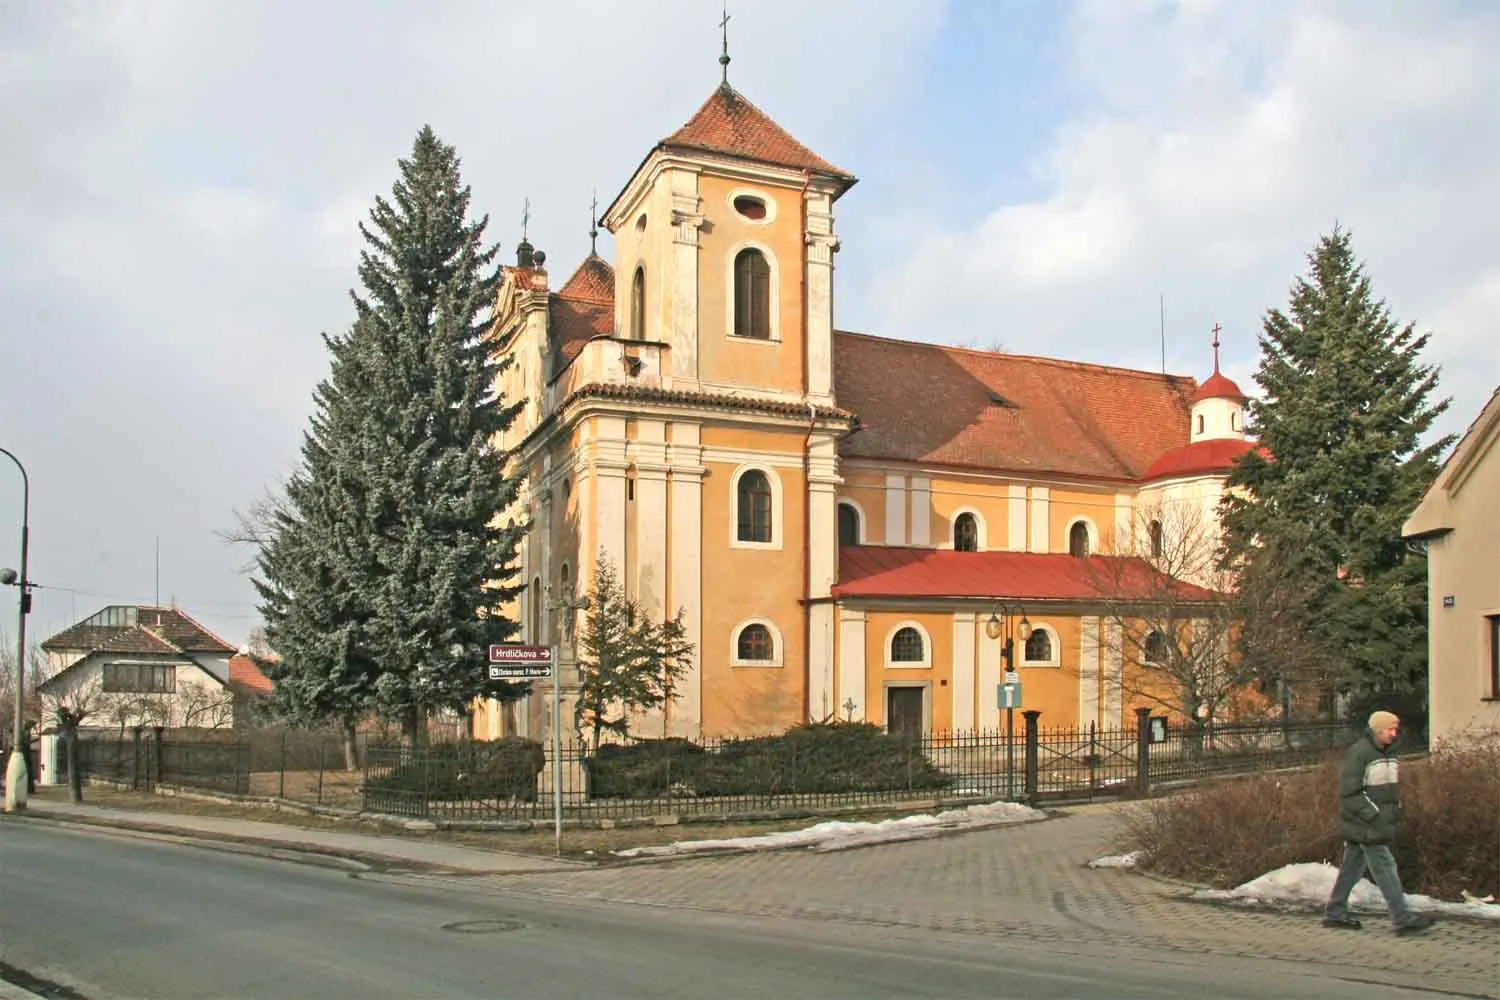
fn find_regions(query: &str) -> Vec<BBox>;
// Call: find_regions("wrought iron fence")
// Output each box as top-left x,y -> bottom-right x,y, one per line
72,732 -> 250,796
358,717 -> 1376,822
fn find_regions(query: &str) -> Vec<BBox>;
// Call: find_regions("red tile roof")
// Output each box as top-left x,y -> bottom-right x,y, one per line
663,84 -> 855,186
833,331 -> 1196,481
1141,438 -> 1261,483
228,653 -> 274,695
43,606 -> 236,655
833,546 -> 1222,603
548,255 -> 616,368
562,382 -> 855,422
1193,370 -> 1247,403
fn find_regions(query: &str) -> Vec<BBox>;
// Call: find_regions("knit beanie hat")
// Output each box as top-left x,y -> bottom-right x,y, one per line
1367,710 -> 1400,731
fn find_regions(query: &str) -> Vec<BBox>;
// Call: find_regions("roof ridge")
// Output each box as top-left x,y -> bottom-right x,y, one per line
136,623 -> 186,654
833,329 -> 1197,386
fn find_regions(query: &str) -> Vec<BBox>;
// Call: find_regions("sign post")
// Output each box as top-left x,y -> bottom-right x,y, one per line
999,670 -> 1022,799
487,642 -> 560,851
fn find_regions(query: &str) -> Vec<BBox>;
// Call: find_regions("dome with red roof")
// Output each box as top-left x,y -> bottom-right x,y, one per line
1142,438 -> 1260,483
1193,369 -> 1247,403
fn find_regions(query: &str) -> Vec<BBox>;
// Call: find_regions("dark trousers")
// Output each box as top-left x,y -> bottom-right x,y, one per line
1325,841 -> 1410,924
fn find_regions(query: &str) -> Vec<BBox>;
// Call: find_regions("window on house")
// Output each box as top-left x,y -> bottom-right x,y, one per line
1489,614 -> 1500,698
631,266 -> 646,340
737,624 -> 774,662
954,513 -> 979,552
1069,521 -> 1091,558
102,663 -> 175,694
733,248 -> 771,339
890,627 -> 925,662
737,470 -> 773,542
1196,414 -> 1205,434
1143,630 -> 1172,665
838,503 -> 860,546
1149,520 -> 1164,559
1231,411 -> 1240,431
1025,629 -> 1052,663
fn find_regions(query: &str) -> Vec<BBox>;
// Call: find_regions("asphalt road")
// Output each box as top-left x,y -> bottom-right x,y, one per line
0,820 -> 1480,1000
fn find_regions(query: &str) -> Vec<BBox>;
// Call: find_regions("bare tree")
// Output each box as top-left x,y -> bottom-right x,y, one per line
216,486 -> 294,571
40,674 -> 110,803
179,684 -> 235,729
1086,504 -> 1251,727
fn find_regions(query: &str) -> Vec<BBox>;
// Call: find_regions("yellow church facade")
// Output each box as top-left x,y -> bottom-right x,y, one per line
473,81 -> 1255,743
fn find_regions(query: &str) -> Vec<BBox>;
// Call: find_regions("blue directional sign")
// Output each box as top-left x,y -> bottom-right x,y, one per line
998,682 -> 1023,709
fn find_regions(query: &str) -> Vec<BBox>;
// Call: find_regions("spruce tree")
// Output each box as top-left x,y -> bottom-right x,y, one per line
1223,228 -> 1452,717
256,126 -> 528,748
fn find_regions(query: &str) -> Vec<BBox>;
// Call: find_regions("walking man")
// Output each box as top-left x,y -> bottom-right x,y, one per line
1323,710 -> 1434,933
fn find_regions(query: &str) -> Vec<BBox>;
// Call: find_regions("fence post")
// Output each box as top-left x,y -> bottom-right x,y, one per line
1022,710 -> 1040,801
131,726 -> 143,791
317,743 -> 325,806
278,728 -> 288,799
151,725 -> 164,788
1135,706 -> 1152,797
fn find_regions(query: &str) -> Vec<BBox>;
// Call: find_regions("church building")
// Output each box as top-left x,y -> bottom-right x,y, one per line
475,74 -> 1255,743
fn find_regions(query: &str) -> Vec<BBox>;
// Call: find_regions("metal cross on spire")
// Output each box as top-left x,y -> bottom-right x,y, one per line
719,1 -> 731,85
589,189 -> 599,257
521,197 -> 531,242
1211,322 -> 1223,371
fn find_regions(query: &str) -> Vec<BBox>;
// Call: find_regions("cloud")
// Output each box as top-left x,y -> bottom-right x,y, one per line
0,0 -> 941,642
862,0 -> 1500,435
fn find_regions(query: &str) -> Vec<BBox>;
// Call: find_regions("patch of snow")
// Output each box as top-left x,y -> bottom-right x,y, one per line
611,801 -> 1047,858
1088,851 -> 1143,869
1192,862 -> 1500,921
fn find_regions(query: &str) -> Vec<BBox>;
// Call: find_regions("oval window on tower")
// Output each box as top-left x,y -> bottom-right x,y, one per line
733,195 -> 768,221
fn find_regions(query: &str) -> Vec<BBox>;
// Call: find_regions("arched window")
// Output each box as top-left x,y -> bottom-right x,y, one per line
737,470 -> 772,543
1069,521 -> 1091,558
1195,414 -> 1205,434
838,503 -> 860,546
890,627 -> 925,663
1024,628 -> 1053,663
631,266 -> 646,340
736,624 -> 773,662
1148,520 -> 1164,559
1144,630 -> 1172,665
953,512 -> 979,552
733,248 -> 771,339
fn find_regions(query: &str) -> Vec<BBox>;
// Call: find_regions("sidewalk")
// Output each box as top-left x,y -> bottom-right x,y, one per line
16,798 -> 584,874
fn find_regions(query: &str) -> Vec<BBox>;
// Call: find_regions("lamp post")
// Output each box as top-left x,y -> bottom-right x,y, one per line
547,584 -> 590,859
1,446 -> 32,812
985,604 -> 1031,800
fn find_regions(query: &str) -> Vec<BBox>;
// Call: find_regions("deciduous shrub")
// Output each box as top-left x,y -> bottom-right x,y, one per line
1119,735 -> 1499,900
366,739 -> 545,802
584,723 -> 951,799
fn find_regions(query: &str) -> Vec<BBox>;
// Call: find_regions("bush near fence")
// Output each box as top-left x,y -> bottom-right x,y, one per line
583,723 -> 952,799
364,739 -> 546,803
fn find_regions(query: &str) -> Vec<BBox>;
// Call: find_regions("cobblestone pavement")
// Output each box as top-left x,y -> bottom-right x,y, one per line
457,805 -> 1498,998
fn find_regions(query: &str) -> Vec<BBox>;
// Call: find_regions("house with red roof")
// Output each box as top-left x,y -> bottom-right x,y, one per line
477,76 -> 1259,741
37,605 -> 271,731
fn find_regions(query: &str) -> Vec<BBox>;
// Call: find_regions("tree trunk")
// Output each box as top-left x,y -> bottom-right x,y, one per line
65,725 -> 82,804
341,716 -> 359,772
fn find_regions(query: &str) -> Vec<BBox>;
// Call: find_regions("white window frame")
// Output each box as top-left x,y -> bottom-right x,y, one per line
1065,516 -> 1099,557
724,241 -> 781,343
946,506 -> 988,551
730,618 -> 784,668
885,620 -> 932,669
1022,624 -> 1061,667
837,498 -> 866,546
726,187 -> 779,225
730,463 -> 783,551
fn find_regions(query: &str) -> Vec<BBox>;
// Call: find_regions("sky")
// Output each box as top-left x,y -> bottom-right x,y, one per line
2,0 -> 1497,650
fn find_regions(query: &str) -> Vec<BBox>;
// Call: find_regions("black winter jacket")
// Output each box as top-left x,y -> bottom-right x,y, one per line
1337,729 -> 1400,844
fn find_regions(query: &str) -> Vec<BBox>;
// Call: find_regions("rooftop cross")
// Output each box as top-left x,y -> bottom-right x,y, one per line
1211,322 -> 1223,372
589,190 -> 599,257
719,2 -> 731,85
521,197 -> 531,242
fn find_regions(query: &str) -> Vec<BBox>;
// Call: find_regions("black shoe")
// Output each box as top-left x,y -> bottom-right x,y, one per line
1394,914 -> 1435,934
1321,916 -> 1363,930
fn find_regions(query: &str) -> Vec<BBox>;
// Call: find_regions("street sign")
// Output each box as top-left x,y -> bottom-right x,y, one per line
487,644 -> 554,681
1003,669 -> 1020,686
998,682 -> 1023,709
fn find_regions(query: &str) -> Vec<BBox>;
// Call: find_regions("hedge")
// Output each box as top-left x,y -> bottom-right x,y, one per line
366,738 -> 545,802
584,723 -> 951,799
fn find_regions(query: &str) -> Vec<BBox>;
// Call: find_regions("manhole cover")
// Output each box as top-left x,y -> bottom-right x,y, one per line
441,919 -> 526,934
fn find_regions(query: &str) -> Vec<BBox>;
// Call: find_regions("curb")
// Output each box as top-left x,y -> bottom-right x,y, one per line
16,809 -> 583,876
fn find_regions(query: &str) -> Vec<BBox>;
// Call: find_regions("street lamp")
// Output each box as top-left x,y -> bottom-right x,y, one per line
1,446 -> 32,812
985,605 -> 1031,799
